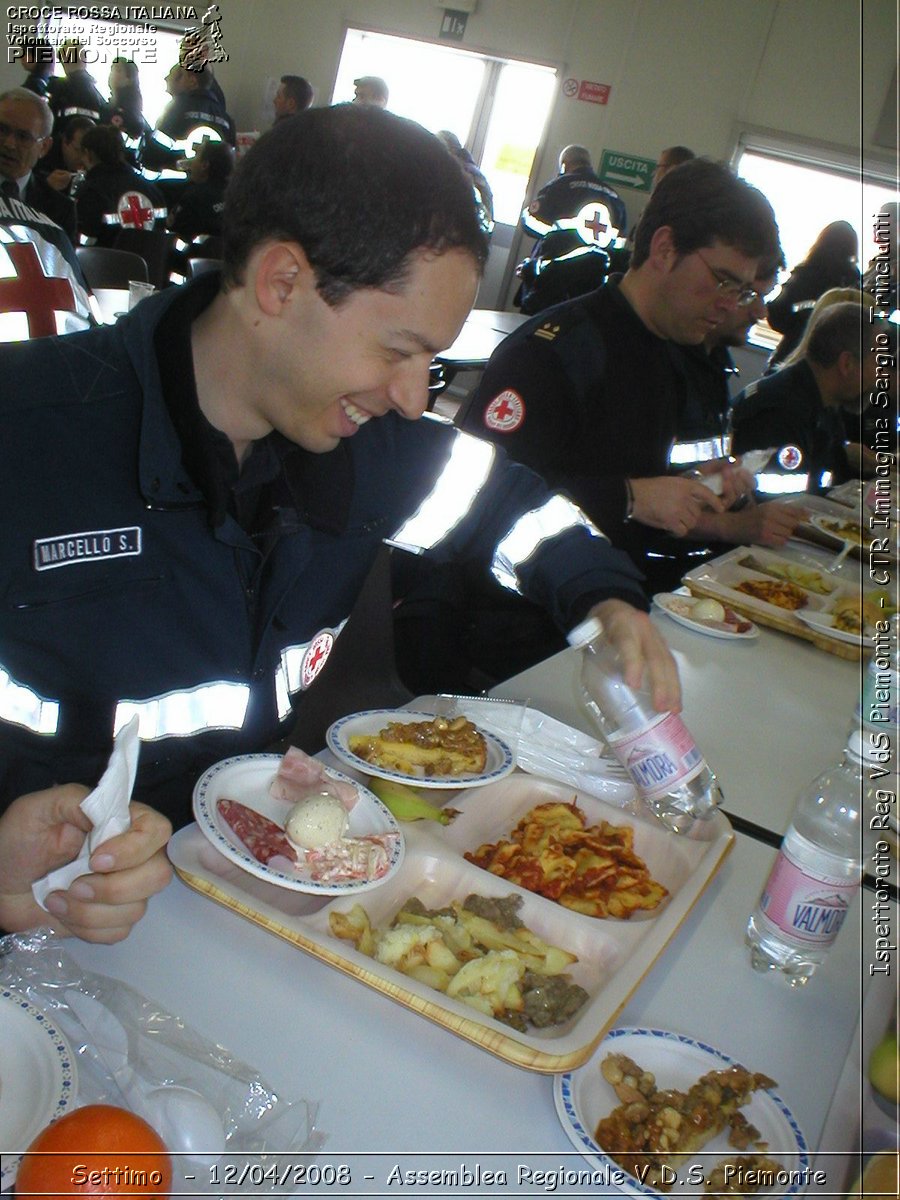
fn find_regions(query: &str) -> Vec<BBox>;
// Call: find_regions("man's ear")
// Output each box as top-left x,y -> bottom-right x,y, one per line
253,241 -> 315,316
646,224 -> 678,271
36,136 -> 52,163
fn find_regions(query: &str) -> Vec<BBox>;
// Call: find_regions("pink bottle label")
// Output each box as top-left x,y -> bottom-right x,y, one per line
607,713 -> 704,801
758,848 -> 859,946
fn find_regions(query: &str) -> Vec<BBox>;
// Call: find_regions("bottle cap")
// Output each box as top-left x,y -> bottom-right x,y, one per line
566,615 -> 604,649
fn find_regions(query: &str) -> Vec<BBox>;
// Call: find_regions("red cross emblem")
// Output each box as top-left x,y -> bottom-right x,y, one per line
301,629 -> 335,689
576,201 -> 615,248
778,445 -> 803,470
484,389 -> 525,433
118,191 -> 156,230
0,241 -> 77,339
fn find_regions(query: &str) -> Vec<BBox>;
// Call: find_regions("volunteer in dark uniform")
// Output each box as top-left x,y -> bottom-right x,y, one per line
107,58 -> 152,167
19,36 -> 55,98
75,124 -> 167,245
515,145 -> 627,314
0,104 -> 678,943
143,63 -> 235,174
167,139 -> 232,240
397,159 -> 779,686
48,40 -> 107,140
732,301 -> 888,495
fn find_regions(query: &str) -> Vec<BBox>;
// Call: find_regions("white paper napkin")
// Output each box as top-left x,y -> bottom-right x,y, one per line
32,715 -> 141,909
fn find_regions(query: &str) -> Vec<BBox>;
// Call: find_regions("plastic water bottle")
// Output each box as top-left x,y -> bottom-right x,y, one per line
746,730 -> 875,986
855,613 -> 899,733
567,615 -> 723,833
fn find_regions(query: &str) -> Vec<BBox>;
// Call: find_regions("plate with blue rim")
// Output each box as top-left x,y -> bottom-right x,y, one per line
553,1026 -> 808,1199
0,988 -> 77,1187
326,709 -> 516,789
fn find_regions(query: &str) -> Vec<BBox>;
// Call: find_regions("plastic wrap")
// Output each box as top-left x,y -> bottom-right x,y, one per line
0,929 -> 324,1190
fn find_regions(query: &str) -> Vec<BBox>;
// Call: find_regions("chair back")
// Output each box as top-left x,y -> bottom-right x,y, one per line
111,228 -> 177,291
274,544 -> 413,755
187,257 -> 222,279
75,246 -> 149,291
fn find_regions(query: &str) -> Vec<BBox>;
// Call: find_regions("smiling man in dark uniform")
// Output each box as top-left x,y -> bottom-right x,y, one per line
0,104 -> 680,943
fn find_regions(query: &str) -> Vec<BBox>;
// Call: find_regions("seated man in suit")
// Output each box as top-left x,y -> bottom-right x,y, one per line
0,87 -> 77,242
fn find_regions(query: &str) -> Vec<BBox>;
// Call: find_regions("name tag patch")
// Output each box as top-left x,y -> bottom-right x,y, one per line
33,526 -> 142,571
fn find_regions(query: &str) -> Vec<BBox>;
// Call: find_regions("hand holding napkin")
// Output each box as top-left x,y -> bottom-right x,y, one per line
32,716 -> 141,910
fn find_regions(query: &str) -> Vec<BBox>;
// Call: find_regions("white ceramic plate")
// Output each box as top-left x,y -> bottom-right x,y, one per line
808,512 -> 865,545
794,609 -> 865,646
0,989 -> 77,1185
192,754 -> 404,894
654,593 -> 759,640
326,709 -> 516,789
554,1026 -> 808,1199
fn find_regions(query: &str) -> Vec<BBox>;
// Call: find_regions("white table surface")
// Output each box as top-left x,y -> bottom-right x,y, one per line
57,816 -> 883,1195
490,573 -> 861,841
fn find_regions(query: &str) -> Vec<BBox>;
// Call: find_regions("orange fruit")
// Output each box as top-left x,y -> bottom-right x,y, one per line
15,1104 -> 172,1200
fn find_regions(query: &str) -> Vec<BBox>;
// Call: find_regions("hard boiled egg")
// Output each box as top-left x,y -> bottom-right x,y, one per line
692,598 -> 726,622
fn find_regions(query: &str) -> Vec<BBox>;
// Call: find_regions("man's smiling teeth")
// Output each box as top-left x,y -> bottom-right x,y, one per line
341,400 -> 372,427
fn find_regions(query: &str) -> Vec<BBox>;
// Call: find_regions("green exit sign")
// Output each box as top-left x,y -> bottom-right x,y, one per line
598,150 -> 656,192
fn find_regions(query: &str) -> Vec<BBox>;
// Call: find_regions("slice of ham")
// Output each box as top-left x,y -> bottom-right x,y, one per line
269,746 -> 358,811
217,798 -> 298,865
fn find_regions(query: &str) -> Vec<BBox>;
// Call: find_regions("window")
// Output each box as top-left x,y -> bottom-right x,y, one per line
333,28 -> 557,226
32,17 -> 185,125
735,144 -> 895,281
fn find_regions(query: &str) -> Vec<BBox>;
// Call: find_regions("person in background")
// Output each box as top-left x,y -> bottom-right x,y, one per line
19,35 -> 55,99
0,87 -> 77,242
272,75 -> 315,122
107,58 -> 152,167
144,63 -> 236,174
651,144 -> 696,191
0,103 -> 678,942
669,250 -> 811,552
49,39 -> 107,140
40,113 -> 92,195
516,144 -> 626,314
437,130 -> 493,232
766,220 -> 861,368
179,29 -> 227,109
75,123 -> 167,246
394,158 -> 779,690
731,301 -> 892,494
863,200 -> 898,315
352,76 -> 389,107
168,138 -> 233,240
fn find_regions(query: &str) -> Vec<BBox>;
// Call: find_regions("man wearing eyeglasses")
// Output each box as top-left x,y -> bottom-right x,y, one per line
403,159 -> 781,684
0,88 -> 77,243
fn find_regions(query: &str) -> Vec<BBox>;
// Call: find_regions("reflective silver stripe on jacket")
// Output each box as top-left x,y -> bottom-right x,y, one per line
492,494 -> 605,591
387,436 -> 494,553
114,681 -> 250,740
0,665 -> 60,734
102,207 -> 168,225
754,471 -> 811,495
669,437 -> 725,466
274,620 -> 348,721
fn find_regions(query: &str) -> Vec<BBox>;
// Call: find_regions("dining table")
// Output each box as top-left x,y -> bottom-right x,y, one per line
434,308 -> 528,382
36,544 -> 892,1199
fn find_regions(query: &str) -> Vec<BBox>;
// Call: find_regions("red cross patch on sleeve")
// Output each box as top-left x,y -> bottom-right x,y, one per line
484,389 -> 525,433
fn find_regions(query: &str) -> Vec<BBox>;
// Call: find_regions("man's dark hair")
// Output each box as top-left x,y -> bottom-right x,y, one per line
806,301 -> 896,367
200,138 -> 234,186
279,75 -> 314,111
61,114 -> 95,144
112,57 -> 140,82
81,123 -> 126,166
630,157 -> 780,270
661,145 -> 695,168
223,104 -> 489,303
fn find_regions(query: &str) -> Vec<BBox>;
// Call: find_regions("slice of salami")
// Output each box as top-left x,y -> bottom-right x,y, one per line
217,798 -> 297,866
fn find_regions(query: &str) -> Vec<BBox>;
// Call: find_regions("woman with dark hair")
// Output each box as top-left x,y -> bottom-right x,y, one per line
75,123 -> 166,245
766,219 -> 861,368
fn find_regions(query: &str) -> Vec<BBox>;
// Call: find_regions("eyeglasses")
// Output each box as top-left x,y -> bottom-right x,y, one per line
0,121 -> 45,148
694,250 -> 760,307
